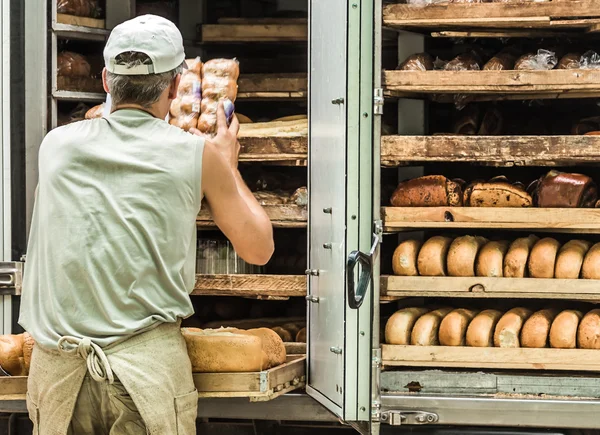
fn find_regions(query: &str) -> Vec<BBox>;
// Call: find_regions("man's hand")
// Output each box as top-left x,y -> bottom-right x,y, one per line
190,101 -> 240,170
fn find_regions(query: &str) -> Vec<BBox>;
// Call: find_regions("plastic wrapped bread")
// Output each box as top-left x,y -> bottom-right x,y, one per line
198,59 -> 240,136
169,57 -> 202,132
57,52 -> 91,78
57,0 -> 100,18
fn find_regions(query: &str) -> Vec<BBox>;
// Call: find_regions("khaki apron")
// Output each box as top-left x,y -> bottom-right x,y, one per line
26,321 -> 198,435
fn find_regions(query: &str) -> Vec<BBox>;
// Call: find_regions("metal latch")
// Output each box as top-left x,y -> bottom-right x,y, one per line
381,411 -> 438,426
0,262 -> 23,296
374,88 -> 384,115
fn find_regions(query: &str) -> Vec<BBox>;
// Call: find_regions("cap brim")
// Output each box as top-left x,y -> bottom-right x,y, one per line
182,59 -> 189,70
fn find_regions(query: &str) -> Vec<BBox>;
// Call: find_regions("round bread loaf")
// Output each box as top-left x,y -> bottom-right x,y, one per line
447,236 -> 488,277
247,328 -> 287,368
578,309 -> 600,349
520,308 -> 559,348
581,242 -> 600,279
466,310 -> 503,347
296,327 -> 307,343
410,307 -> 453,346
528,237 -> 561,278
417,236 -> 453,276
476,240 -> 510,277
281,323 -> 301,339
439,308 -> 479,346
385,307 -> 431,345
271,327 -> 293,343
549,310 -> 583,349
236,113 -> 253,123
555,240 -> 592,279
392,240 -> 422,276
494,307 -> 533,348
504,235 -> 539,278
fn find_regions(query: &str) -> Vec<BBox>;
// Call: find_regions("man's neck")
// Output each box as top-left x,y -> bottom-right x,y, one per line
112,104 -> 166,120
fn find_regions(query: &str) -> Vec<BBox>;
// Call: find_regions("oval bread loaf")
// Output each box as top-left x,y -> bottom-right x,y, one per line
385,307 -> 431,345
246,328 -> 287,369
466,310 -> 503,347
578,309 -> 600,349
555,240 -> 592,279
581,242 -> 600,279
0,334 -> 26,376
528,237 -> 561,278
271,326 -> 293,343
439,308 -> 479,346
504,235 -> 539,278
520,308 -> 559,348
411,307 -> 453,346
392,240 -> 422,276
281,323 -> 301,339
296,327 -> 307,343
417,236 -> 453,276
447,236 -> 488,277
494,307 -> 533,348
476,240 -> 510,277
549,310 -> 583,349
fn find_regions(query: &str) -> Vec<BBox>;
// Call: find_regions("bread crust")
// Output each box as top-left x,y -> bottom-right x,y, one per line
417,236 -> 453,276
390,175 -> 463,207
555,240 -> 592,279
439,308 -> 479,346
463,181 -> 532,207
528,237 -> 561,278
385,307 -> 431,345
520,308 -> 560,348
466,310 -> 503,347
504,235 -> 539,278
447,236 -> 488,277
581,242 -> 600,279
476,240 -> 510,277
494,308 -> 533,348
578,309 -> 600,349
410,307 -> 453,346
549,310 -> 583,349
392,239 -> 422,276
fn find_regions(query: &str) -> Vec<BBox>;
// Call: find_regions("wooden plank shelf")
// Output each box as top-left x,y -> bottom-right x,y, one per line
238,136 -> 307,164
384,70 -> 600,101
197,204 -> 307,229
52,90 -> 105,102
56,13 -> 105,29
192,274 -> 306,299
57,76 -> 104,94
200,23 -> 307,42
382,207 -> 600,233
382,275 -> 600,301
53,22 -> 109,41
381,135 -> 600,167
382,345 -> 600,372
237,74 -> 307,100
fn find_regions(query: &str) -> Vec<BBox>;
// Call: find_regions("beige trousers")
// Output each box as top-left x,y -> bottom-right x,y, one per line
26,321 -> 198,435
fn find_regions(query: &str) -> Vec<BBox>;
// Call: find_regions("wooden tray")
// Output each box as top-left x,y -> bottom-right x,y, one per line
382,207 -> 600,233
57,13 -> 105,29
200,23 -> 307,42
57,76 -> 104,94
202,316 -> 305,330
381,135 -> 600,167
382,345 -> 600,372
192,274 -> 306,299
237,74 -> 307,100
195,355 -> 306,402
197,204 -> 307,229
382,276 -> 600,301
238,136 -> 307,164
0,377 -> 26,402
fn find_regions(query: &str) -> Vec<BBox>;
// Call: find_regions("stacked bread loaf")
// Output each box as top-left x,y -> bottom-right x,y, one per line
198,59 -> 240,136
392,235 -> 600,279
57,51 -> 91,78
169,57 -> 203,132
386,306 -> 600,350
0,333 -> 34,376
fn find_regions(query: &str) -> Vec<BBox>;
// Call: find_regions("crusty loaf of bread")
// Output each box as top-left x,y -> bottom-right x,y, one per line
528,237 -> 561,278
520,308 -> 559,348
392,240 -> 422,276
385,307 -> 431,345
494,308 -> 533,348
549,310 -> 583,349
504,235 -> 539,278
555,240 -> 592,279
271,326 -> 293,343
22,333 -> 34,375
476,240 -> 510,277
246,328 -> 287,369
390,175 -> 463,207
447,236 -> 488,277
0,334 -> 26,376
581,242 -> 600,279
578,309 -> 600,349
466,310 -> 503,347
439,308 -> 479,346
411,307 -> 453,346
296,328 -> 307,343
417,236 -> 453,276
463,180 -> 532,207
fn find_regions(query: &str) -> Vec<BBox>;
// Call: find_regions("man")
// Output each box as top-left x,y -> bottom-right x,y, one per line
18,15 -> 274,435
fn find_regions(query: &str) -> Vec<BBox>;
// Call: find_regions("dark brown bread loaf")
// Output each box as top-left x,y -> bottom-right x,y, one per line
390,175 -> 464,207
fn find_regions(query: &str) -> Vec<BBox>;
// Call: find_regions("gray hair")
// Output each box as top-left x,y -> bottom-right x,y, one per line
106,52 -> 183,109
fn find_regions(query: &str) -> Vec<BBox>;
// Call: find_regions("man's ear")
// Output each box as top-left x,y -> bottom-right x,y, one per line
169,74 -> 181,100
102,68 -> 109,93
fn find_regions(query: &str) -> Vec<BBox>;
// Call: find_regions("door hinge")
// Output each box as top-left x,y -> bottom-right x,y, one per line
371,400 -> 381,421
374,88 -> 384,115
371,348 -> 382,422
374,220 -> 383,238
381,411 -> 439,426
0,262 -> 24,296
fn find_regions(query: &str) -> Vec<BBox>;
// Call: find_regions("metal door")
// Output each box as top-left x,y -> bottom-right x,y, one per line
307,0 -> 377,432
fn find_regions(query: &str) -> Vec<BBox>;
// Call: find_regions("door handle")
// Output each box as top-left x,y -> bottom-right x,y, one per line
346,234 -> 379,309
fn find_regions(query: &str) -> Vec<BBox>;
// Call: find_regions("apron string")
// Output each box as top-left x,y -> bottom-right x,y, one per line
57,336 -> 115,384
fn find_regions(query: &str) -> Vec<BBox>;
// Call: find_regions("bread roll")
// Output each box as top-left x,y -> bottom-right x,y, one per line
22,333 -> 34,375
385,307 -> 431,345
296,327 -> 307,343
549,310 -> 583,349
199,59 -> 240,136
447,236 -> 488,277
0,334 -> 26,376
271,326 -> 293,343
410,307 -> 453,346
466,310 -> 503,347
581,242 -> 600,279
555,240 -> 592,279
578,309 -> 600,349
494,308 -> 533,348
483,52 -> 517,71
57,51 -> 91,77
444,53 -> 481,71
246,328 -> 287,368
169,57 -> 202,132
281,323 -> 301,339
392,240 -> 422,276
520,308 -> 559,348
476,240 -> 510,277
397,53 -> 434,71
528,238 -> 561,278
439,308 -> 479,346
557,53 -> 581,70
417,236 -> 453,276
504,235 -> 539,278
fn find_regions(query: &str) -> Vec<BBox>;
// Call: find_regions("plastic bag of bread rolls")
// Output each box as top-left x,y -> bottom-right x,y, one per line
557,53 -> 582,70
580,51 -> 600,70
57,52 -> 91,78
57,0 -> 100,18
397,53 -> 434,71
169,57 -> 203,132
198,59 -> 240,136
514,49 -> 557,71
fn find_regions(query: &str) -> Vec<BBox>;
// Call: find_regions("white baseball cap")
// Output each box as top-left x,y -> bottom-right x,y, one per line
104,15 -> 187,75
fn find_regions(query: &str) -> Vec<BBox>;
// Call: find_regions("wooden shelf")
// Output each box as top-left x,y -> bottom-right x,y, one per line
57,76 -> 104,94
52,90 -> 105,102
197,204 -> 307,229
237,74 -> 307,100
382,207 -> 600,233
192,274 -> 306,299
381,135 -> 600,167
382,345 -> 600,372
384,70 -> 600,101
200,22 -> 307,42
382,275 -> 600,301
56,13 -> 105,29
53,22 -> 109,41
238,136 -> 307,165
